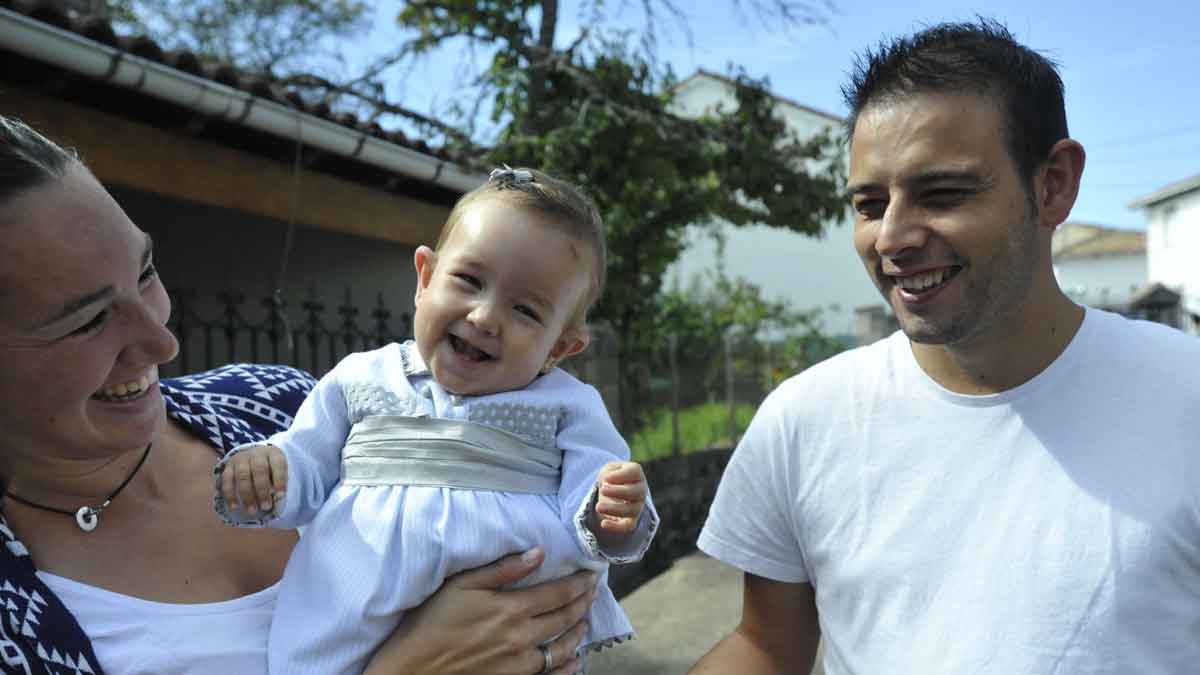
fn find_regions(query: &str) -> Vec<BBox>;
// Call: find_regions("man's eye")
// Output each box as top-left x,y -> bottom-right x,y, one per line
515,305 -> 542,322
73,310 -> 109,335
924,189 -> 966,207
854,199 -> 885,219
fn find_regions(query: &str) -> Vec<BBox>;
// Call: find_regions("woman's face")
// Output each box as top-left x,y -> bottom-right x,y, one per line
0,165 -> 178,468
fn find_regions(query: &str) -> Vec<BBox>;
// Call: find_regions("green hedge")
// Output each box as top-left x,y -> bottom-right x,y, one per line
630,402 -> 757,462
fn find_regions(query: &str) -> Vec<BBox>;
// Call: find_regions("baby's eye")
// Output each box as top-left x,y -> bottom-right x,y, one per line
139,263 -> 158,285
453,273 -> 481,288
515,305 -> 542,323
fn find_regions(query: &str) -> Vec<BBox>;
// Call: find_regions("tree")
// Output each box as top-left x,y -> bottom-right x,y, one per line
108,0 -> 847,431
658,268 -> 845,402
111,0 -> 369,75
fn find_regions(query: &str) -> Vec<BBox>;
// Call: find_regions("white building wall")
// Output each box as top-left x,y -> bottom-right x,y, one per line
1144,189 -> 1200,335
667,75 -> 882,340
1053,254 -> 1146,308
1146,189 -> 1200,297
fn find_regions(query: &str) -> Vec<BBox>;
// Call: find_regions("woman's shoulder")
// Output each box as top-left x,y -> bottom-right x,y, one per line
161,363 -> 317,453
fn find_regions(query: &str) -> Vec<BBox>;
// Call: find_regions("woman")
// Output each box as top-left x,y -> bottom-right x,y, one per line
0,115 -> 591,675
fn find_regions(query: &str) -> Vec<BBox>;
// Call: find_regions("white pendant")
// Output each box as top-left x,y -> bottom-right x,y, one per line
75,506 -> 99,532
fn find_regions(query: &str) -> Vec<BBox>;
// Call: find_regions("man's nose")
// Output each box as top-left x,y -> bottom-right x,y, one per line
874,198 -> 928,259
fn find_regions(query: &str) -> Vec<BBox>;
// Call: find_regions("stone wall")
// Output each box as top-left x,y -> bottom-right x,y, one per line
609,447 -> 733,599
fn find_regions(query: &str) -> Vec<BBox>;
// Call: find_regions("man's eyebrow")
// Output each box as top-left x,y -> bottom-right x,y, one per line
845,182 -> 881,200
907,169 -> 989,189
37,232 -> 153,329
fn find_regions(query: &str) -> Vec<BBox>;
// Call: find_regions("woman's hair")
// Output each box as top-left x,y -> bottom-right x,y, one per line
436,167 -> 607,327
0,115 -> 78,207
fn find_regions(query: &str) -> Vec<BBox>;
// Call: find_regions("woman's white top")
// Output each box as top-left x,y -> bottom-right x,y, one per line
37,571 -> 276,675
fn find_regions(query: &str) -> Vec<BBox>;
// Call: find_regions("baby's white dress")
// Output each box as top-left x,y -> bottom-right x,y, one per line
215,341 -> 658,675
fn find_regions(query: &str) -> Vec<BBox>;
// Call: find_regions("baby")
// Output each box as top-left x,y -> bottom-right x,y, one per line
214,167 -> 657,675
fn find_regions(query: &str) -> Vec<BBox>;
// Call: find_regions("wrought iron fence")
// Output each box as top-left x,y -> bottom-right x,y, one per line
164,287 -> 412,379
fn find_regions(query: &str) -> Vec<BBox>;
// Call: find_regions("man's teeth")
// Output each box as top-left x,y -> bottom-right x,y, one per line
896,268 -> 951,292
96,376 -> 152,400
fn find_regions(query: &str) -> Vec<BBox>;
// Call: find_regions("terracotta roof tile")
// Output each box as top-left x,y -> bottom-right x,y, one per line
0,0 -> 459,164
1052,222 -> 1146,260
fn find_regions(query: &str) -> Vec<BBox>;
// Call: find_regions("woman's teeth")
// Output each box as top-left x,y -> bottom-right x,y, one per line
94,375 -> 152,401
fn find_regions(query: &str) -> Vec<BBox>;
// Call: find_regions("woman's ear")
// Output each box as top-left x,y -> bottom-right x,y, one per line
414,246 -> 436,304
543,327 -> 590,373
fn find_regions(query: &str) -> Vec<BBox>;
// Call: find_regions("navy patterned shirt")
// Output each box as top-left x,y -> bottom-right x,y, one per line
0,364 -> 315,675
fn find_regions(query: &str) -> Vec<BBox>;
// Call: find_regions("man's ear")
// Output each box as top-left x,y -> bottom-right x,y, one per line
413,245 -> 436,304
1036,138 -> 1086,230
543,327 -> 590,372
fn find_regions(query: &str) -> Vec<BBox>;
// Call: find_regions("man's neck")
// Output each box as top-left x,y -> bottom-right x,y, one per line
910,292 -> 1085,395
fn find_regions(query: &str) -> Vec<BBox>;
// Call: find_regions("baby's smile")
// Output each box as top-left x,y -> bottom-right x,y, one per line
449,334 -> 494,362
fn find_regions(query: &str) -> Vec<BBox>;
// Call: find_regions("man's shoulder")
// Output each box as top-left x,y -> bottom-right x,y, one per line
1089,308 -> 1200,366
1083,309 -> 1200,404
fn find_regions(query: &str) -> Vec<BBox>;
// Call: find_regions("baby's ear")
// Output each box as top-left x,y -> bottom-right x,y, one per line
413,246 -> 436,303
544,327 -> 590,372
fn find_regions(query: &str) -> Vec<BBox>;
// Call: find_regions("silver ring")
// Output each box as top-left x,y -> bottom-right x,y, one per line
537,644 -> 553,674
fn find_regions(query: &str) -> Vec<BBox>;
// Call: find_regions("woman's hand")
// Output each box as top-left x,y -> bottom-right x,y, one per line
364,547 -> 596,675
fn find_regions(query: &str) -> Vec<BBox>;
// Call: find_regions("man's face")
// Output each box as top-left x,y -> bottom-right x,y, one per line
847,92 -> 1044,346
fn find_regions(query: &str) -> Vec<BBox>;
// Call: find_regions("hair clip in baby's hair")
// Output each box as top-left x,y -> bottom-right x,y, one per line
488,164 -> 534,186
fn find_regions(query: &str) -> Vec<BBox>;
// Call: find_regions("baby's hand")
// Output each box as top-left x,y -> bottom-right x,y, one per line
593,461 -> 647,535
219,445 -> 288,517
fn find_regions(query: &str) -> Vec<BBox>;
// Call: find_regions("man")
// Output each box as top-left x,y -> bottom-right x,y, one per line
691,20 -> 1200,675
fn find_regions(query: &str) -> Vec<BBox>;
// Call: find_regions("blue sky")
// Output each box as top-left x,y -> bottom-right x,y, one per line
369,0 -> 1200,230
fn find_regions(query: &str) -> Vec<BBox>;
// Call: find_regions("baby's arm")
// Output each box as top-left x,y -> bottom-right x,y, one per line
213,362 -> 351,528
588,461 -> 649,549
218,444 -> 287,518
556,385 -> 658,564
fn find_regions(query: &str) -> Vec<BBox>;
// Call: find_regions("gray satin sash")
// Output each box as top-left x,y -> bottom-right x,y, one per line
340,416 -> 561,495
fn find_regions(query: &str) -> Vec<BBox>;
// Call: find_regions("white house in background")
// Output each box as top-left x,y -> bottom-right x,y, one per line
1052,222 -> 1146,310
1130,173 -> 1200,335
666,70 -> 884,344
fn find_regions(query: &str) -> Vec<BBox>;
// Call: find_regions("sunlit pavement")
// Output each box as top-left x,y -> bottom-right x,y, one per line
590,551 -> 824,675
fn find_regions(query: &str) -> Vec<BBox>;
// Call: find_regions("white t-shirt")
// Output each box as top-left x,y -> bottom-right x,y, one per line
37,572 -> 277,675
699,308 -> 1200,674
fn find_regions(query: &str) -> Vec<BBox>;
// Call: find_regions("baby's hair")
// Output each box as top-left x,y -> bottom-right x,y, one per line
435,167 -> 606,327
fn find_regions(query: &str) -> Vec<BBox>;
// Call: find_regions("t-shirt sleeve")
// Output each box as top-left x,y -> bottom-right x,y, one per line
697,385 -> 811,584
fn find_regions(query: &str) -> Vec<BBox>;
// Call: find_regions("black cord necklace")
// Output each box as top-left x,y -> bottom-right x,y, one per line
4,443 -> 153,533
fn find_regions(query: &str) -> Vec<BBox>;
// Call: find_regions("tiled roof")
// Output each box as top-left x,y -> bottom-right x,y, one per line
0,0 -> 464,165
1129,173 -> 1200,209
1052,222 -> 1146,260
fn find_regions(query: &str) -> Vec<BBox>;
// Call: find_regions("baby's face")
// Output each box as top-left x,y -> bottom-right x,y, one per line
412,200 -> 590,396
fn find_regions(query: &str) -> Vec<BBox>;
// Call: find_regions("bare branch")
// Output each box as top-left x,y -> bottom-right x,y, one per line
276,73 -> 483,153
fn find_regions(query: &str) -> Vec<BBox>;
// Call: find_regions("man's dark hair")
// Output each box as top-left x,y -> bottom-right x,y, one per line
842,19 -> 1068,187
0,116 -> 78,206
